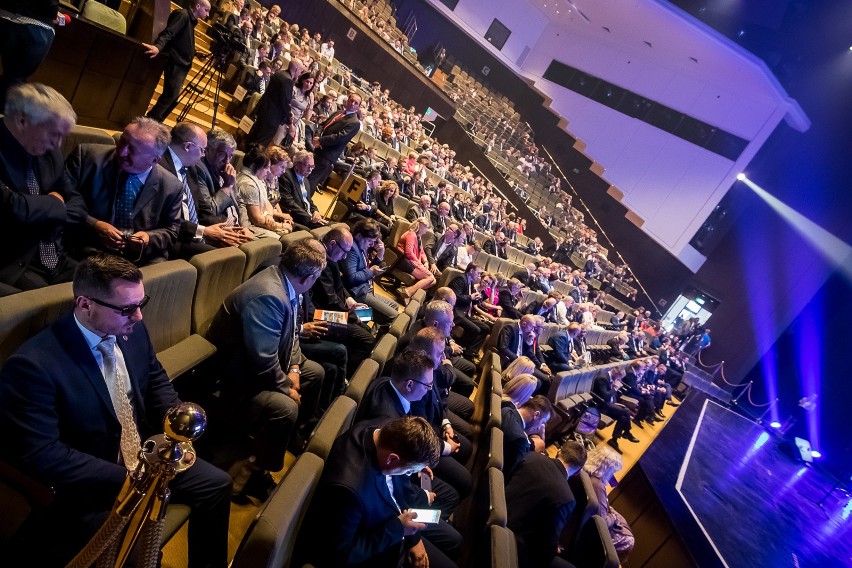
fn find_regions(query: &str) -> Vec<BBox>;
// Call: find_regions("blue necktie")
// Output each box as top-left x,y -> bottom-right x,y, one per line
116,174 -> 141,231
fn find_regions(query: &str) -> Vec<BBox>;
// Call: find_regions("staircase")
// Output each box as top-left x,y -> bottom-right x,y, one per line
682,362 -> 732,404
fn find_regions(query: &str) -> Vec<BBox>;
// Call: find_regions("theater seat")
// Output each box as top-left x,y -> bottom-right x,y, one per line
0,282 -> 74,368
561,470 -> 601,555
343,359 -> 380,405
240,239 -> 282,282
305,396 -> 357,461
388,312 -> 411,339
230,453 -> 324,568
61,124 -> 115,158
140,260 -> 216,380
568,515 -> 619,568
490,525 -> 519,568
189,248 -> 246,338
403,299 -> 420,323
369,333 -> 397,376
81,0 -> 126,34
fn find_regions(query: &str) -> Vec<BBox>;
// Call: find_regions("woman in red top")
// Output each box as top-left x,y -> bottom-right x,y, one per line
395,217 -> 436,301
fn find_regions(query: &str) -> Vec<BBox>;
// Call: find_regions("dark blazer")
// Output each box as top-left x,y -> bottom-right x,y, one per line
341,239 -> 374,299
198,157 -> 240,223
512,268 -> 532,287
405,202 -> 427,223
497,322 -> 524,366
153,8 -> 197,68
448,273 -> 477,313
497,289 -> 522,319
278,167 -> 318,226
570,288 -> 587,303
297,421 -> 419,567
0,122 -> 86,284
206,265 -> 300,396
312,258 -> 352,312
0,314 -> 179,510
315,111 -> 361,164
244,70 -> 294,147
432,237 -> 458,271
506,452 -> 575,568
160,149 -> 211,242
353,376 -> 407,424
501,400 -> 533,478
593,374 -> 619,405
547,330 -> 574,369
429,211 -> 448,235
66,144 -> 181,264
622,371 -> 645,398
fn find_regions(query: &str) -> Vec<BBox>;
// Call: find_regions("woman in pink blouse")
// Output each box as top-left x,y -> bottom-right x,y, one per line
395,217 -> 436,301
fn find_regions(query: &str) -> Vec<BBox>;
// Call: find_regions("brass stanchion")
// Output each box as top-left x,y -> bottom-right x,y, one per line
66,402 -> 207,568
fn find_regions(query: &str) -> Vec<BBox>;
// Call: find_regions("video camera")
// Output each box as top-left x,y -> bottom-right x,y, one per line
208,22 -> 247,58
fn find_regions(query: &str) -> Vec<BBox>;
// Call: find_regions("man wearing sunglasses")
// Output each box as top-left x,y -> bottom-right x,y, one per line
0,253 -> 231,567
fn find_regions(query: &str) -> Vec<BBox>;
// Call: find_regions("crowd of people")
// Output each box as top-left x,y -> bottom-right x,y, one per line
0,1 -> 722,567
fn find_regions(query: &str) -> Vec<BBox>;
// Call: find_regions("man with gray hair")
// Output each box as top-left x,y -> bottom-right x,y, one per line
278,149 -> 327,229
199,127 -> 241,225
66,117 -> 182,265
244,57 -> 305,147
0,83 -> 85,292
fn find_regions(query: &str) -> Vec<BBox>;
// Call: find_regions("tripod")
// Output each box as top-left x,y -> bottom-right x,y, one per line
176,47 -> 231,129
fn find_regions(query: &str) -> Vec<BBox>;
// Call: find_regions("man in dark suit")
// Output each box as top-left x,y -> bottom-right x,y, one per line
593,367 -> 639,454
512,263 -> 536,287
406,194 -> 432,224
570,282 -> 589,304
278,149 -> 328,229
546,322 -> 582,373
497,278 -> 524,319
206,238 -> 326,500
430,201 -> 451,235
309,92 -> 362,187
522,295 -> 558,322
432,223 -> 461,271
506,443 -> 587,568
0,83 -> 86,293
243,58 -> 304,148
447,263 -> 490,358
143,0 -> 211,122
623,361 -> 659,428
496,314 -> 537,368
66,117 -> 182,265
161,122 -> 252,259
198,128 -> 241,225
501,395 -> 553,479
341,217 -> 400,325
296,416 -> 457,568
0,254 -> 231,567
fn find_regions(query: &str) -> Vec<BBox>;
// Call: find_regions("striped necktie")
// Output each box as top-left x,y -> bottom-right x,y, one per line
179,166 -> 199,224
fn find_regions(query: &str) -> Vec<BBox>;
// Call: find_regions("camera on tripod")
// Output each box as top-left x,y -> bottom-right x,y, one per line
208,22 -> 247,63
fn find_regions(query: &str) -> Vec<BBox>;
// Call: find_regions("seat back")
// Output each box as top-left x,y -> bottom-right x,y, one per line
190,248 -> 246,337
403,299 -> 420,323
482,318 -> 515,356
81,1 -> 126,33
344,358 -> 380,404
487,467 -> 508,528
388,313 -> 411,339
240,239 -> 282,282
436,266 -> 463,290
230,453 -> 324,568
369,334 -> 397,376
386,218 -> 411,248
561,469 -> 601,553
490,525 -> 519,568
140,260 -> 197,353
0,283 -> 74,367
305,396 -> 357,461
61,125 -> 115,158
570,515 -> 620,568
393,196 -> 412,218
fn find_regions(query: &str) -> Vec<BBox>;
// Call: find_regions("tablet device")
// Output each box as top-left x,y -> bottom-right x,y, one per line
354,306 -> 373,322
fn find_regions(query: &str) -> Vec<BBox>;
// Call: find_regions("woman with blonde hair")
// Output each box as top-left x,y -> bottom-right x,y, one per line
502,374 -> 537,407
501,356 -> 535,384
583,444 -> 635,562
395,217 -> 436,301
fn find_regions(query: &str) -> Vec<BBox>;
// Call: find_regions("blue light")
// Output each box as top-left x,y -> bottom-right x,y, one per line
770,421 -> 782,429
752,432 -> 770,451
811,450 -> 822,459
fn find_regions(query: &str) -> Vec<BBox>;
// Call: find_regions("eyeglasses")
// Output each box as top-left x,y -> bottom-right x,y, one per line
186,141 -> 206,155
411,378 -> 433,391
87,295 -> 150,316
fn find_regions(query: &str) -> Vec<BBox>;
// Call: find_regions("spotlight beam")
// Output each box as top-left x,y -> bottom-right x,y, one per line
739,177 -> 852,280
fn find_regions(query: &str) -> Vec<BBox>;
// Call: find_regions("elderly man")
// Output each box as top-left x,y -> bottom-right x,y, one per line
0,83 -> 86,293
143,0 -> 211,122
198,128 -> 241,225
0,254 -> 231,567
207,238 -> 326,501
309,92 -> 362,187
244,57 -> 305,148
66,117 -> 182,265
278,151 -> 328,230
161,122 -> 252,258
406,194 -> 432,224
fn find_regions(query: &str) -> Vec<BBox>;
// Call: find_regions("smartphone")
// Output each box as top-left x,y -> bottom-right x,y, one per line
420,473 -> 432,492
354,306 -> 373,322
408,508 -> 441,524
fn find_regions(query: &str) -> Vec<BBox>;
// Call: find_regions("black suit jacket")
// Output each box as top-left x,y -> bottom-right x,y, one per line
432,237 -> 458,271
197,157 -> 239,224
497,322 -> 524,366
297,421 -> 420,567
497,289 -> 522,319
0,314 -> 180,510
153,8 -> 197,68
278,167 -> 318,226
593,375 -> 619,405
245,70 -> 294,146
512,269 -> 532,287
506,452 -> 575,568
623,371 -> 645,398
501,400 -> 533,478
448,274 -> 476,313
315,111 -> 361,164
354,376 -> 407,424
429,211 -> 448,235
312,258 -> 352,312
66,144 -> 181,264
547,330 -> 575,368
0,121 -> 87,284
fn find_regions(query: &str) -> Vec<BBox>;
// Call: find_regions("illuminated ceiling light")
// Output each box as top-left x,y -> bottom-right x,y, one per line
736,173 -> 746,181
770,421 -> 781,429
811,450 -> 822,459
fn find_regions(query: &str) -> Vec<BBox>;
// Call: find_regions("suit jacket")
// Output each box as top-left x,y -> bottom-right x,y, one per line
315,111 -> 361,164
506,452 -> 575,568
354,376 -> 407,424
341,239 -> 374,299
547,330 -> 575,368
501,400 -> 533,478
312,258 -> 352,313
245,70 -> 294,146
153,8 -> 197,68
432,237 -> 458,271
512,269 -> 532,287
66,144 -> 181,264
278,167 -> 318,226
570,288 -> 587,303
0,121 -> 87,284
207,265 -> 300,396
622,371 -> 645,398
429,211 -> 448,235
405,202 -> 427,223
297,421 -> 419,567
0,313 -> 179,510
198,157 -> 240,223
497,322 -> 524,366
497,289 -> 522,319
593,375 -> 619,405
447,274 -> 476,313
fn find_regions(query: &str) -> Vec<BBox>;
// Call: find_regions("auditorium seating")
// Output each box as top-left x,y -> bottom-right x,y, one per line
239,239 -> 282,282
189,247 -> 247,337
343,358 -> 380,404
561,470 -> 601,556
489,525 -> 520,568
387,312 -> 411,338
304,395 -> 357,461
0,282 -> 74,367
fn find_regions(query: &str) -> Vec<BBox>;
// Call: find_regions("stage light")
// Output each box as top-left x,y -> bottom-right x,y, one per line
736,173 -> 746,181
811,450 -> 822,459
770,421 -> 781,429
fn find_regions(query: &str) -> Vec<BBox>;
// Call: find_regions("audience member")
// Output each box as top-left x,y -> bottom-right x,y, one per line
396,217 -> 438,300
342,217 -> 401,324
501,394 -> 553,479
244,58 -> 305,147
592,366 -> 639,454
278,149 -> 328,229
309,92 -> 362,187
0,2 -> 60,110
583,444 -> 635,563
0,83 -> 84,293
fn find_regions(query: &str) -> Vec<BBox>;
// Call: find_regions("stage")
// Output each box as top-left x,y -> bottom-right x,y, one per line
633,390 -> 852,568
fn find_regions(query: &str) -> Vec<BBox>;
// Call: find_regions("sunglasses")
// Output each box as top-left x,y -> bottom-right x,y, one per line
87,295 -> 150,316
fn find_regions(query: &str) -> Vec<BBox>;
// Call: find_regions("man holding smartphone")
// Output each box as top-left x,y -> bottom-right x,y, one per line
296,416 -> 459,568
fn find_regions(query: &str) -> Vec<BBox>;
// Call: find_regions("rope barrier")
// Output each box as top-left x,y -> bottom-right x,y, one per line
745,382 -> 773,408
